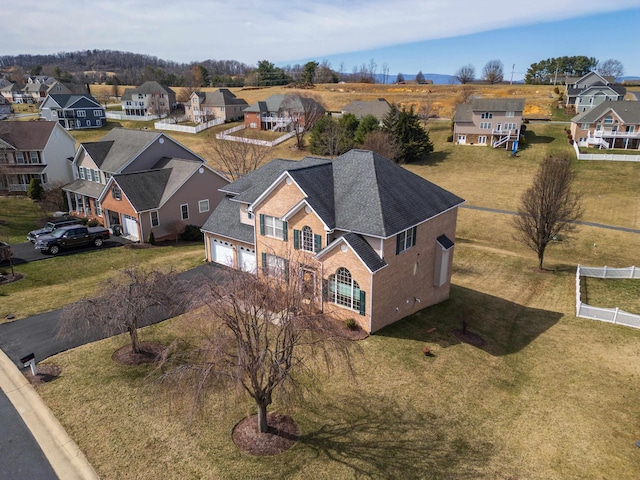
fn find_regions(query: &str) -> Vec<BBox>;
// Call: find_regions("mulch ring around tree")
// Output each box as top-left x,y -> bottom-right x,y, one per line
24,364 -> 61,386
0,272 -> 24,285
111,341 -> 166,365
452,329 -> 486,347
232,413 -> 300,456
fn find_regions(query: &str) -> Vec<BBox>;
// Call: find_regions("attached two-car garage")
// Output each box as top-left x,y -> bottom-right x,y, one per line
209,238 -> 256,272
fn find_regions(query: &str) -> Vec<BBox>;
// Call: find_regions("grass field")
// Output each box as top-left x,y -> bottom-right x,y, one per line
3,83 -> 640,479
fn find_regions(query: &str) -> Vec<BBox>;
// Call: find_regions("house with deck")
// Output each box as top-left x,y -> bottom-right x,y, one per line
243,94 -> 325,131
570,101 -> 640,150
565,72 -> 626,113
201,149 -> 464,333
40,94 -> 106,130
120,81 -> 176,117
453,98 -> 525,149
184,89 -> 248,124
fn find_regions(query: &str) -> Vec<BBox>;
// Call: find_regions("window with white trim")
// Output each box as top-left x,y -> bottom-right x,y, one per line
581,123 -> 590,130
150,210 -> 159,227
112,185 -> 121,200
180,204 -> 189,220
198,199 -> 210,213
264,253 -> 287,277
480,122 -> 492,129
77,110 -> 86,117
16,152 -> 24,164
301,226 -> 314,252
396,226 -> 417,254
503,123 -> 517,131
95,200 -> 102,216
328,267 -> 362,313
481,112 -> 493,119
261,214 -> 286,240
505,111 -> 515,117
478,136 -> 487,144
79,167 -> 86,179
604,116 -> 613,125
29,152 -> 39,163
93,110 -> 103,117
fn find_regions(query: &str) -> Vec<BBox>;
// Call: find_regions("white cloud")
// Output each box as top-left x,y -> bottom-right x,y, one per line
3,0 -> 640,66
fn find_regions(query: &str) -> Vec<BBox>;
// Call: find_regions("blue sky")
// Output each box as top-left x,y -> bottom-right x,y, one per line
3,1 -> 639,80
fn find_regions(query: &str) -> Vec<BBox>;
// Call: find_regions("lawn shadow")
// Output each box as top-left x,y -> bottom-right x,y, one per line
523,130 -> 555,147
411,150 -> 449,166
293,392 -> 494,479
375,285 -> 563,357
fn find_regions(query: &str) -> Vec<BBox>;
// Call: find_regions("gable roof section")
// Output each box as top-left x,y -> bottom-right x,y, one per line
576,84 -> 626,97
244,94 -> 287,113
47,94 -> 102,109
315,233 -> 387,273
332,150 -> 464,237
201,196 -> 255,244
454,103 -> 473,123
571,101 -> 640,124
85,128 -> 163,173
197,89 -> 248,108
109,157 -> 202,211
287,164 -> 335,229
128,81 -> 175,96
0,121 -> 56,150
81,141 -> 115,168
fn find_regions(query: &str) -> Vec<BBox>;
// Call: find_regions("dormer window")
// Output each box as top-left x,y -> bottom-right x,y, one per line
112,186 -> 122,200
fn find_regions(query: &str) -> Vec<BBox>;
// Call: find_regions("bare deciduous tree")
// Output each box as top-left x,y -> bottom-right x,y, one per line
157,263 -> 356,434
597,59 -> 624,79
454,64 -> 475,84
454,85 -> 477,106
167,220 -> 185,243
59,267 -> 188,355
361,130 -> 401,162
279,94 -> 326,150
513,156 -> 583,270
207,136 -> 270,181
482,60 -> 504,84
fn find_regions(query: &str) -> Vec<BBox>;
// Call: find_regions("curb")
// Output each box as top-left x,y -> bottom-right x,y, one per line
0,349 -> 99,480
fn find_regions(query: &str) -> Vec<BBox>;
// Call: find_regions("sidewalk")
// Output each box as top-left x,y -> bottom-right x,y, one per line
0,349 -> 99,480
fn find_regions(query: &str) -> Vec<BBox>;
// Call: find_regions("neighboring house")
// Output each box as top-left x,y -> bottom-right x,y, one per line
565,72 -> 626,113
244,94 -> 325,131
62,128 -> 228,240
1,83 -> 29,104
453,97 -> 525,149
184,89 -> 248,123
0,96 -> 11,118
40,94 -> 106,130
23,79 -> 71,103
0,121 -> 76,192
201,149 -> 464,334
570,100 -> 640,150
340,98 -> 390,123
120,81 -> 176,117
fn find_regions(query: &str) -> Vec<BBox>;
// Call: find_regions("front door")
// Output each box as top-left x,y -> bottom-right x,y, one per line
457,135 -> 466,145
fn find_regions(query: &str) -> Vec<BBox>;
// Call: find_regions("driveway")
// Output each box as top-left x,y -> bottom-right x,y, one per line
1,236 -> 132,266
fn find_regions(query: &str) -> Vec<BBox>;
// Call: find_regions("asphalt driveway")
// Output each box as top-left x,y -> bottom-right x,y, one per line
1,236 -> 132,266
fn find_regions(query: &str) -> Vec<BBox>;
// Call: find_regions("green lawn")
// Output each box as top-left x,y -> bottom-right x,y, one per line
0,196 -> 44,244
583,277 -> 640,314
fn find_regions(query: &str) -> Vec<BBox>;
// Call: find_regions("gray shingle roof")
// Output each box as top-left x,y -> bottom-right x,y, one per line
332,150 -> 464,237
453,103 -> 473,123
111,157 -> 201,211
82,128 -> 163,173
47,94 -> 102,109
201,196 -> 255,243
288,164 -> 335,229
469,98 -> 526,113
63,179 -> 106,198
195,89 -> 248,108
341,233 -> 387,272
571,100 -> 640,124
127,81 -> 175,96
341,99 -> 390,120
244,94 -> 287,113
0,121 -> 56,150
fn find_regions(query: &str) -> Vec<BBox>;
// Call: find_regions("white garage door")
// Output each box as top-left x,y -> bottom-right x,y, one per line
238,246 -> 256,273
122,215 -> 139,241
210,238 -> 234,267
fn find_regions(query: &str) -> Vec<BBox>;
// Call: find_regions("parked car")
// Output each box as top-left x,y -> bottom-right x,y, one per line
34,225 -> 110,255
27,217 -> 83,243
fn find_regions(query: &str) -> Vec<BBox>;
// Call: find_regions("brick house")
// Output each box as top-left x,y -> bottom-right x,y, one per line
201,149 -> 464,333
62,128 -> 228,240
184,89 -> 248,123
570,100 -> 640,150
453,98 -> 525,149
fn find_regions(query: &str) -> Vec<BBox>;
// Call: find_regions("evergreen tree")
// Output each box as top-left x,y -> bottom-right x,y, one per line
27,178 -> 44,201
383,105 -> 433,163
354,114 -> 380,145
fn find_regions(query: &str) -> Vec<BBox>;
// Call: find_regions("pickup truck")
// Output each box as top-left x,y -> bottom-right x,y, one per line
27,217 -> 83,242
34,225 -> 110,255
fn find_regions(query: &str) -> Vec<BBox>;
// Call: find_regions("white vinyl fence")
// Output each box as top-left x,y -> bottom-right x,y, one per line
216,125 -> 296,147
573,142 -> 640,162
105,112 -> 165,121
154,117 -> 223,134
575,265 -> 640,329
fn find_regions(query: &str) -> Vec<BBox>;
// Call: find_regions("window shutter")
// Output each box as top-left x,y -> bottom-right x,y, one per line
284,259 -> 290,282
293,229 -> 300,249
396,234 -> 401,255
261,252 -> 267,274
359,290 -> 366,316
259,214 -> 265,235
282,221 -> 288,241
314,234 -> 322,252
412,226 -> 417,247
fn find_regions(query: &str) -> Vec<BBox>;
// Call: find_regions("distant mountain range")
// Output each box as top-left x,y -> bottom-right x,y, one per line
375,73 -> 458,85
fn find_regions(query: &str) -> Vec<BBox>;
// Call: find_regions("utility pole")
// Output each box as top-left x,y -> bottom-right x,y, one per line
510,64 -> 515,85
